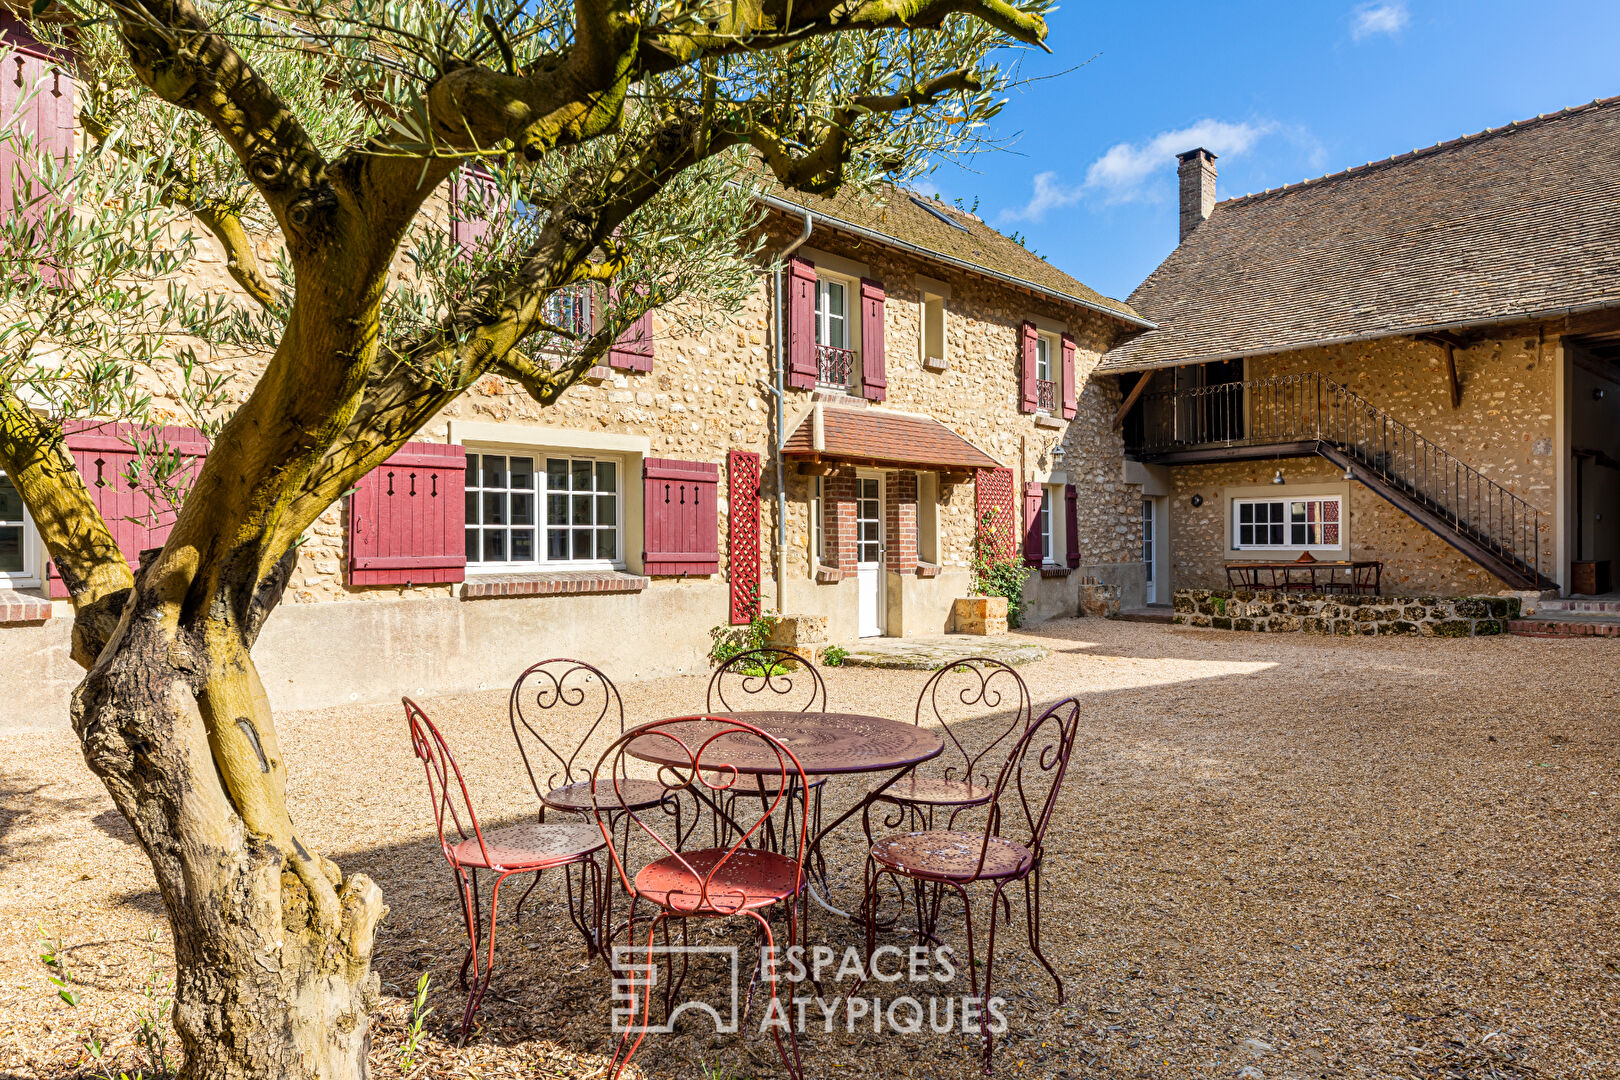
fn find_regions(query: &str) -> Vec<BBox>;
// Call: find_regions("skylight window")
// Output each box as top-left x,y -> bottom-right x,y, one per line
910,196 -> 972,232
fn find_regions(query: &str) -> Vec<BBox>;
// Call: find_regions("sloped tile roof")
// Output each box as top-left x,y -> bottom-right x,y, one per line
782,404 -> 1001,471
1101,96 -> 1620,373
761,183 -> 1149,328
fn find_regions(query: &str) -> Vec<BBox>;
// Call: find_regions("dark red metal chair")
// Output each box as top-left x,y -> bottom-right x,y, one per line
404,697 -> 605,1041
509,659 -> 687,940
865,657 -> 1032,836
594,715 -> 810,1080
860,697 -> 1081,1074
706,647 -> 828,853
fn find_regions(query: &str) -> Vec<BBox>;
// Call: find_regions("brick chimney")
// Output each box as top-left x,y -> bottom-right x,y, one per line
1177,147 -> 1217,241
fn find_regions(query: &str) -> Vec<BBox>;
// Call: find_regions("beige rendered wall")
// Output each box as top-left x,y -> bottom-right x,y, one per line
1162,329 -> 1559,595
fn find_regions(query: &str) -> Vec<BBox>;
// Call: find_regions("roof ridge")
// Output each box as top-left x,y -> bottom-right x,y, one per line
1221,94 -> 1620,207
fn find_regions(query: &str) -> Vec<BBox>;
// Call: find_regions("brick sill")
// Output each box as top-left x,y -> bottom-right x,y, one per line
916,561 -> 941,579
814,564 -> 846,584
463,571 -> 649,599
1040,566 -> 1072,579
0,588 -> 52,624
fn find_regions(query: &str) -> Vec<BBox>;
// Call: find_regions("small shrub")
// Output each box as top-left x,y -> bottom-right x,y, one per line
971,511 -> 1032,628
821,645 -> 849,667
707,605 -> 780,668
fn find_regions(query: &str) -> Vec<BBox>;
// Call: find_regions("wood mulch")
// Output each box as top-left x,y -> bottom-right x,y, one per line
2,618 -> 1616,1079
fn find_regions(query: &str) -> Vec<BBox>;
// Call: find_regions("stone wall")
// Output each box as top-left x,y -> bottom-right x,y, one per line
1173,588 -> 1522,636
1160,329 -> 1558,597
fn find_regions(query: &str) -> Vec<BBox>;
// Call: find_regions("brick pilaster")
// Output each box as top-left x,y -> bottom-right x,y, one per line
822,468 -> 859,575
886,471 -> 918,573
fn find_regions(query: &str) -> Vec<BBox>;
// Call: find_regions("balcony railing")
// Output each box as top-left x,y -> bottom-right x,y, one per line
1127,372 -> 1547,584
817,344 -> 855,388
1036,378 -> 1056,413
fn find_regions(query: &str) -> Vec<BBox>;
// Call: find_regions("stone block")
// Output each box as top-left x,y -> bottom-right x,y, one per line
1272,615 -> 1302,632
1388,621 -> 1418,635
1234,618 -> 1255,631
1173,594 -> 1196,613
1431,619 -> 1472,638
1474,619 -> 1503,636
1189,614 -> 1212,627
1453,599 -> 1489,619
1079,582 -> 1121,618
1301,617 -> 1327,634
952,596 -> 1008,636
767,615 -> 829,663
1212,616 -> 1232,630
1332,620 -> 1353,636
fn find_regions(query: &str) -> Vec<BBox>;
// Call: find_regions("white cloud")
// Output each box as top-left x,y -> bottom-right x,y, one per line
998,171 -> 1083,224
1351,2 -> 1408,41
1083,119 -> 1273,202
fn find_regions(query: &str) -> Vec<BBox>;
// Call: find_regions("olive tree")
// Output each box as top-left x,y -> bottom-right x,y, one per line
0,0 -> 1050,1074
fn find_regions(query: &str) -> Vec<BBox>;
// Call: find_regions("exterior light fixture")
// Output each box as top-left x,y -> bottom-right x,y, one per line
1190,494 -> 1204,507
1272,469 -> 1285,485
1595,388 -> 1607,401
1343,465 -> 1354,481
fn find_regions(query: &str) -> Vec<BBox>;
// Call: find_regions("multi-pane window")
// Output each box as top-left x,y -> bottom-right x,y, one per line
1233,496 -> 1342,549
1035,335 -> 1051,383
543,285 -> 592,336
856,477 -> 881,564
0,473 -> 27,577
464,451 -> 620,568
1039,487 -> 1053,563
814,278 -> 847,349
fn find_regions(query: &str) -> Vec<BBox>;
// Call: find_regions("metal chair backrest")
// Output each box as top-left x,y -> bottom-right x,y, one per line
913,657 -> 1032,789
509,659 -> 626,799
404,696 -> 496,870
707,647 -> 827,714
592,715 -> 808,915
974,697 -> 1081,877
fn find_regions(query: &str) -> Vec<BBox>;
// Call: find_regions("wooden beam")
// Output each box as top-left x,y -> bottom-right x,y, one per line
1112,372 -> 1152,427
1417,334 -> 1463,408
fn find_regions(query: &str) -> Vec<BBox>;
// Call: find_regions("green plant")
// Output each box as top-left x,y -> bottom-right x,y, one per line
707,602 -> 781,669
821,645 -> 849,667
39,923 -> 78,1006
44,929 -> 175,1079
398,971 -> 433,1072
971,510 -> 1033,628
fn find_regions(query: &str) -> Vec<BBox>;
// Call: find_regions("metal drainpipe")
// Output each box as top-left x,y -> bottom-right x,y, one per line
771,211 -> 813,613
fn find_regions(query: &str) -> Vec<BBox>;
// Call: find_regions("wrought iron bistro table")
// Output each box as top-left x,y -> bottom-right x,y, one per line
622,711 -> 943,917
1225,559 -> 1384,596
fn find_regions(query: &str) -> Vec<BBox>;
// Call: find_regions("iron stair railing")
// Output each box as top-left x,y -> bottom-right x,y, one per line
1130,372 -> 1548,586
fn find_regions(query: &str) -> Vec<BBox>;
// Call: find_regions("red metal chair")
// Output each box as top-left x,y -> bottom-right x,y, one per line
864,657 -> 1032,838
860,697 -> 1082,1074
509,659 -> 688,940
706,646 -> 827,855
405,697 -> 606,1041
594,715 -> 810,1080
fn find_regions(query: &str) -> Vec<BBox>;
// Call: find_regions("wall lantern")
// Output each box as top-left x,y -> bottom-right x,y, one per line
1272,469 -> 1286,485
1190,494 -> 1204,508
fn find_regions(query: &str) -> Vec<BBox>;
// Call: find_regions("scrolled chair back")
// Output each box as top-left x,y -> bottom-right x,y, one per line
591,715 -> 808,915
914,657 -> 1032,788
404,696 -> 495,870
509,658 -> 626,799
706,647 -> 826,714
974,696 -> 1081,876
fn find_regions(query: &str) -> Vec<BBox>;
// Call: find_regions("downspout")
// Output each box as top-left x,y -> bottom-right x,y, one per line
771,211 -> 814,613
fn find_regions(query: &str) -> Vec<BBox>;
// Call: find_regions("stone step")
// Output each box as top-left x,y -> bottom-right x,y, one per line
1117,607 -> 1174,624
1506,615 -> 1620,638
1537,598 -> 1620,614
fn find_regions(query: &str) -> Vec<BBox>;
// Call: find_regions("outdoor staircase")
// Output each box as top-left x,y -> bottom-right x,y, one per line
1507,598 -> 1620,638
1129,373 -> 1557,591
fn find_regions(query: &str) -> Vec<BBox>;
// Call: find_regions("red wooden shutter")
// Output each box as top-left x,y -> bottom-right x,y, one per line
642,457 -> 719,576
46,421 -> 209,598
1018,321 -> 1039,413
347,442 -> 466,586
1022,481 -> 1043,567
859,278 -> 886,401
607,286 -> 654,372
0,33 -> 76,287
785,257 -> 818,390
1060,333 -> 1077,419
1064,483 -> 1080,568
449,167 -> 495,252
973,467 -> 1016,562
727,451 -> 761,624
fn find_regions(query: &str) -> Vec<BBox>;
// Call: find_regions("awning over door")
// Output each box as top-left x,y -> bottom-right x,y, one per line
782,404 -> 1001,471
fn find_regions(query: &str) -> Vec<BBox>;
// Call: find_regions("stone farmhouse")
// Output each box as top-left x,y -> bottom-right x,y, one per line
0,18 -> 1156,717
1088,96 -> 1620,606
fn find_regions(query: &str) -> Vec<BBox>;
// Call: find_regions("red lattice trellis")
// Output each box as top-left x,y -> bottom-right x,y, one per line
727,451 -> 762,625
974,467 -> 1017,562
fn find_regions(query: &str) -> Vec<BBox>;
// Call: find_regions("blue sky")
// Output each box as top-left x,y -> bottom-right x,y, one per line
925,1 -> 1620,302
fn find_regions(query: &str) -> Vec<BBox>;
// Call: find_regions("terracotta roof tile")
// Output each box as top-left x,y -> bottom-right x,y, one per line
1101,96 -> 1620,373
782,405 -> 1001,471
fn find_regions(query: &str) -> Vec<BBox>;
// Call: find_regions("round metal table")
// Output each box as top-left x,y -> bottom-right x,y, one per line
624,711 -> 943,917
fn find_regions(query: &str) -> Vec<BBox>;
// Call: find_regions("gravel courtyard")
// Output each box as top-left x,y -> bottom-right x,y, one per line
2,618 -> 1616,1079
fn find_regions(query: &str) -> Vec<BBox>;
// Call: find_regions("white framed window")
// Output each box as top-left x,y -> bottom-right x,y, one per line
810,476 -> 825,565
917,472 -> 939,564
464,450 -> 623,570
1035,335 -> 1052,383
1233,495 -> 1342,550
0,471 -> 40,587
1034,331 -> 1059,414
920,293 -> 946,366
814,277 -> 848,349
542,284 -> 593,336
1039,487 -> 1053,563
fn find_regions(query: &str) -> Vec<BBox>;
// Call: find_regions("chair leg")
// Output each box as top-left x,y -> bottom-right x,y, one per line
460,870 -> 516,1043
457,867 -> 483,993
610,911 -> 669,1080
745,909 -> 804,1080
1022,864 -> 1064,1004
977,883 -> 1006,1074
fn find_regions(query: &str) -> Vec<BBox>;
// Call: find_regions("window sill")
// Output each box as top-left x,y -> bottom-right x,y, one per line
814,564 -> 846,584
462,570 -> 649,599
915,561 -> 941,579
1040,565 -> 1072,579
1033,413 -> 1065,429
0,588 -> 52,624
922,355 -> 949,373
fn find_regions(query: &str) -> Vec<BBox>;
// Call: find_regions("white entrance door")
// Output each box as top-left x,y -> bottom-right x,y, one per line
856,475 -> 884,637
1141,498 -> 1157,605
